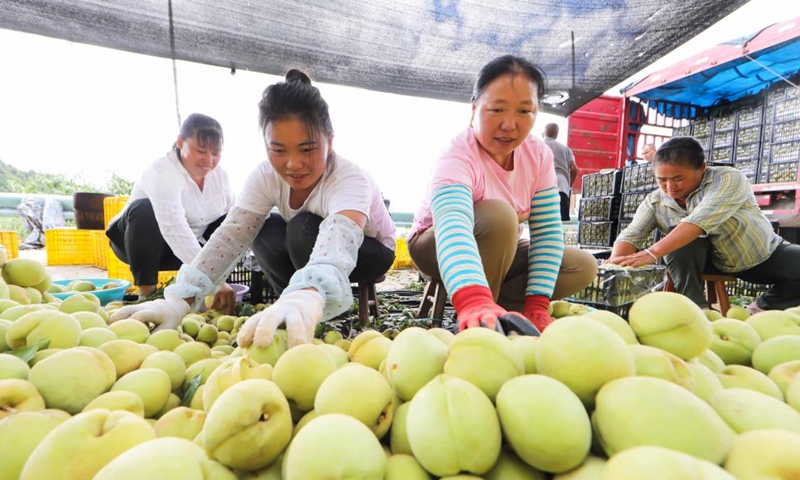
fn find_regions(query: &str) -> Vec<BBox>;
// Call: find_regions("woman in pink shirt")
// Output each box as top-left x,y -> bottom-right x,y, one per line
407,55 -> 597,333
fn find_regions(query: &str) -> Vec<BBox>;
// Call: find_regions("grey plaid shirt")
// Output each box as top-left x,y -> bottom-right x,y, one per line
616,166 -> 782,273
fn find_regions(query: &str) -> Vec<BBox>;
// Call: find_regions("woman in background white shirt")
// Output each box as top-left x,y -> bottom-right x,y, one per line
106,113 -> 235,300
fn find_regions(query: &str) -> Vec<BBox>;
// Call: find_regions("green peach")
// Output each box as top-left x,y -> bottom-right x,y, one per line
629,344 -> 695,391
724,429 -> 800,480
174,341 -> 213,367
717,364 -> 783,400
603,445 -> 736,480
709,388 -> 800,433
318,343 -> 349,367
99,339 -> 147,378
202,356 -> 273,411
389,401 -> 412,455
24,287 -> 42,304
141,350 -> 187,392
407,374 -> 501,476
592,376 -> 734,464
685,361 -> 725,402
5,309 -> 82,349
144,329 -> 183,351
695,349 -> 726,372
551,456 -> 606,480
511,335 -> 539,374
1,258 -> 47,287
72,311 -> 108,329
28,347 -> 115,413
629,292 -> 712,360
92,437 -> 236,480
7,284 -> 31,304
0,409 -> 71,480
0,352 -> 30,379
315,363 -> 395,438
0,303 -> 49,321
242,329 -> 287,367
709,318 -> 762,365
444,327 -> 524,402
485,450 -> 548,480
726,305 -> 751,320
154,406 -> 206,440
58,292 -> 101,314
752,335 -> 800,374
582,310 -> 638,344
83,390 -> 146,417
0,378 -> 45,418
112,368 -> 172,418
386,326 -> 449,401
497,374 -> 591,473
746,310 -> 800,340
182,357 -> 223,391
80,327 -> 118,347
108,318 -> 151,343
348,330 -> 392,370
385,454 -> 433,480
203,379 -> 293,471
272,343 -> 337,412
427,327 -> 456,347
20,409 -> 156,480
768,359 -> 800,396
537,316 -> 635,407
283,413 -> 386,479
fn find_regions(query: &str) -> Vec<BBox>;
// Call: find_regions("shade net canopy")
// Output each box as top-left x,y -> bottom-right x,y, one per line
2,0 -> 748,116
623,16 -> 800,117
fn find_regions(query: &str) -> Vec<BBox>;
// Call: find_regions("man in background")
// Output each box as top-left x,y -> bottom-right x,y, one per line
543,123 -> 579,221
642,143 -> 657,162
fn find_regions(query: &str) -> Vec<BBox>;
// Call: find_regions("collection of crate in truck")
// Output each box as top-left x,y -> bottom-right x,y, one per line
568,85 -> 800,315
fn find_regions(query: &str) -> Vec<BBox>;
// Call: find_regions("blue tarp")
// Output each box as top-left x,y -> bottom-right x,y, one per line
624,22 -> 800,117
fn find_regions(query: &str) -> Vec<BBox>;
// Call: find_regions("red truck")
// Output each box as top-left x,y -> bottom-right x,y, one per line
568,16 -> 800,236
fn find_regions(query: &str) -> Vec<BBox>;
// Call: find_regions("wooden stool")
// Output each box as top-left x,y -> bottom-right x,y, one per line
417,276 -> 447,320
357,275 -> 385,326
663,273 -> 737,316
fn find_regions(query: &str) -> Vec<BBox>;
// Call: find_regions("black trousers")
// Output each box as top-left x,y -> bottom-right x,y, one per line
251,212 -> 395,295
106,198 -> 225,286
664,236 -> 800,310
559,192 -> 571,222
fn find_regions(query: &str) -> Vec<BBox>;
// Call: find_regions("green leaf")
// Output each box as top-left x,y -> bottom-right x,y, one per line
181,374 -> 203,407
8,338 -> 51,363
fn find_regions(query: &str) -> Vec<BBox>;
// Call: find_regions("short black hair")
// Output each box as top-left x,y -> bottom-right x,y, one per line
472,55 -> 546,104
654,136 -> 705,169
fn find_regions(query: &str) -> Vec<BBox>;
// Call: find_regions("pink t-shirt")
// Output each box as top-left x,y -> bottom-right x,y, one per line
409,127 -> 557,239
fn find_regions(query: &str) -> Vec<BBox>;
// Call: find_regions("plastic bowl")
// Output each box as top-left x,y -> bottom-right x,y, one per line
51,278 -> 132,306
198,283 -> 250,312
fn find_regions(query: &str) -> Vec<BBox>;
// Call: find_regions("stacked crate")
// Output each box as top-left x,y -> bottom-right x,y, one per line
577,170 -> 622,248
617,163 -> 660,247
681,85 -> 800,185
764,86 -> 800,184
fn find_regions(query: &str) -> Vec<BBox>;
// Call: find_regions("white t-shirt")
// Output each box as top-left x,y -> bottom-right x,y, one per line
236,154 -> 396,250
117,149 -> 235,264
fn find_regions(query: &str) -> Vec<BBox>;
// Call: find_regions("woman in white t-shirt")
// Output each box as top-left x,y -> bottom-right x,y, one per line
109,70 -> 396,348
408,55 -> 596,334
106,113 -> 235,299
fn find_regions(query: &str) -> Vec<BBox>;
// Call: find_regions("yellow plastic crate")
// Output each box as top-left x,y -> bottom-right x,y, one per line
390,237 -> 415,270
103,196 -> 129,230
106,250 -> 177,289
91,230 -> 109,269
45,228 -> 96,265
0,230 -> 19,260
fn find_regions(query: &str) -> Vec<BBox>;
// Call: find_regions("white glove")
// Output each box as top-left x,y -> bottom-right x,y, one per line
108,298 -> 192,332
237,290 -> 324,349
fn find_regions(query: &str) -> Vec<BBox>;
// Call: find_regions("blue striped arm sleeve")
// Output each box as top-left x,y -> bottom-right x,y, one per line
526,187 -> 565,297
430,184 -> 489,295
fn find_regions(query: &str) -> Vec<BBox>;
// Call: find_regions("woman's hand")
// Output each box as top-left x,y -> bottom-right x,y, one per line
208,283 -> 236,315
237,290 -> 324,348
612,250 -> 659,268
108,298 -> 191,332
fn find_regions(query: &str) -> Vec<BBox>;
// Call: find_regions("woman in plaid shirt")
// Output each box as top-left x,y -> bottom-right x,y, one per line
609,136 -> 800,312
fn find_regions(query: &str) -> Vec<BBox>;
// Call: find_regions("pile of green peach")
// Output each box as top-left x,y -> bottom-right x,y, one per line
0,253 -> 60,306
3,280 -> 800,479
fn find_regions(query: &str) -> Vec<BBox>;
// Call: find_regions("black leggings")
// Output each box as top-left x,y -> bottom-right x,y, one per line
251,212 -> 395,295
106,198 -> 225,286
665,237 -> 800,310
